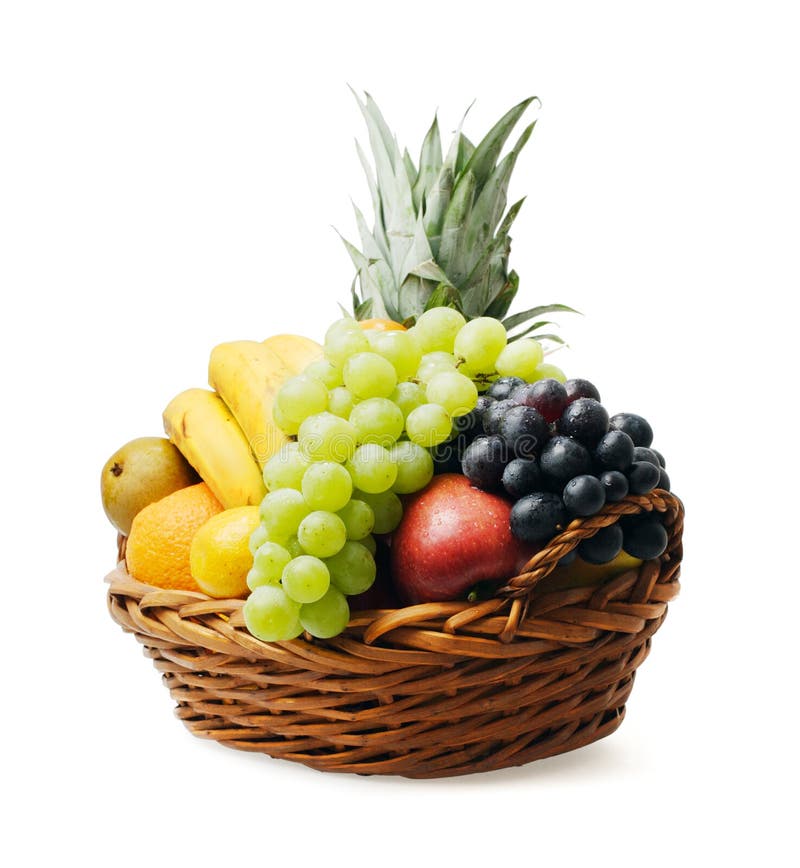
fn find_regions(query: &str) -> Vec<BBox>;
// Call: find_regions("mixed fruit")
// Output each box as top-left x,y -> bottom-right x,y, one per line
101,94 -> 674,647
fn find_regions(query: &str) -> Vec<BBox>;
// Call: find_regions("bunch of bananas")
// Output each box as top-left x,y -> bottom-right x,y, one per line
163,335 -> 321,507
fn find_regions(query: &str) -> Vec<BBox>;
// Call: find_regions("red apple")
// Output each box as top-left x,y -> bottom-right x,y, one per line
391,474 -> 538,604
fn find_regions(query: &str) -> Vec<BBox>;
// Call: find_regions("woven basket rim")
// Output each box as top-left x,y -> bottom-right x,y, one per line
107,489 -> 683,662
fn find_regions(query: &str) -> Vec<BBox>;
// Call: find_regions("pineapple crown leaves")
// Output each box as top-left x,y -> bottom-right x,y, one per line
339,90 -> 579,341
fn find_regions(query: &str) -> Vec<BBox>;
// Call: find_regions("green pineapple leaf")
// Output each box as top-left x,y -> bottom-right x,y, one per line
342,91 -> 573,341
506,320 -> 557,340
525,332 -> 567,346
502,303 -> 581,332
354,298 -> 375,320
422,165 -> 453,255
456,97 -> 536,193
484,270 -> 520,320
424,283 -> 464,313
352,201 -> 384,261
412,115 -> 442,211
402,148 -> 417,189
438,170 -> 476,286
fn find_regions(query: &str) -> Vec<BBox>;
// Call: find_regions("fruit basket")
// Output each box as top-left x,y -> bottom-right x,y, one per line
103,94 -> 685,778
107,489 -> 682,778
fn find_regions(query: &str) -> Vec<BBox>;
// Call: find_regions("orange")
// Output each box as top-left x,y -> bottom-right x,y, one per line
125,482 -> 224,591
358,318 -> 407,332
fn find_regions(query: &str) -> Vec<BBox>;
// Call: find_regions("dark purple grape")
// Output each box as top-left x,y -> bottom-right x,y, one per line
609,413 -> 653,448
622,518 -> 668,559
578,524 -> 623,564
564,378 -> 601,404
453,394 -> 495,440
563,474 -> 606,516
600,470 -> 629,502
487,376 -> 525,401
627,460 -> 660,494
652,449 -> 666,468
594,430 -> 635,472
540,435 -> 592,488
510,492 -> 568,543
482,398 -> 518,436
498,405 -> 550,458
633,446 -> 661,467
558,398 -> 609,447
461,435 -> 508,490
657,467 -> 671,491
557,549 -> 578,567
512,379 -> 567,423
502,458 -> 544,499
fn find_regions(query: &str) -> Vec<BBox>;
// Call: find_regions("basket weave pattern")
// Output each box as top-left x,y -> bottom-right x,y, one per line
107,490 -> 683,778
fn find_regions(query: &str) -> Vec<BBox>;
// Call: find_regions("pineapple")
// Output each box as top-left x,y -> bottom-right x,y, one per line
342,92 -> 575,342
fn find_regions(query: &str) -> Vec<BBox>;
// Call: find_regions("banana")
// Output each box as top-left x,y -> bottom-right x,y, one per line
163,388 -> 266,508
208,340 -> 294,467
262,333 -> 323,374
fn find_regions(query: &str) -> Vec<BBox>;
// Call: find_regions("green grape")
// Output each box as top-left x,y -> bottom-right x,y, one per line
281,555 -> 331,604
349,397 -> 404,447
453,317 -> 508,373
324,317 -> 360,342
244,585 -> 303,642
327,386 -> 356,419
285,535 -> 305,558
369,330 -> 422,380
262,442 -> 311,492
389,440 -> 434,494
301,461 -> 353,512
353,489 -> 403,534
405,403 -> 453,447
297,510 -> 348,558
276,374 -> 328,424
391,381 -> 426,419
304,358 -> 343,390
425,370 -> 478,417
248,524 -> 270,556
247,541 -> 292,589
494,338 -> 544,381
343,352 -> 398,399
272,401 -> 299,436
246,566 -> 264,590
530,362 -> 567,384
416,351 -> 458,384
346,443 -> 398,494
259,488 -> 310,538
361,533 -> 377,555
299,586 -> 350,639
337,499 -> 375,540
325,541 -> 376,596
324,327 -> 371,369
298,412 -> 358,463
414,307 -> 467,354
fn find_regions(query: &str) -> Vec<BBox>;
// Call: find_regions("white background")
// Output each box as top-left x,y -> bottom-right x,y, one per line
2,1 -> 798,865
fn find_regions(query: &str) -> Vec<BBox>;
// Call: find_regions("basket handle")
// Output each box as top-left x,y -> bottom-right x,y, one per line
442,490 -> 684,640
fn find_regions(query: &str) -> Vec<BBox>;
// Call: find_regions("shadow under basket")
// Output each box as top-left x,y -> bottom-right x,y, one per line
106,489 -> 683,779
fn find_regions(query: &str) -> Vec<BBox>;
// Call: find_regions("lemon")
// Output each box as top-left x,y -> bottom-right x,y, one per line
190,506 -> 260,598
538,550 -> 643,594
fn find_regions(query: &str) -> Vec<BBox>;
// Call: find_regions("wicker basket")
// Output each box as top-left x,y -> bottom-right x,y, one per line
106,489 -> 683,778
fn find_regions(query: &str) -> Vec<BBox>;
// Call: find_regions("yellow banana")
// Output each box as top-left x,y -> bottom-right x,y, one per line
163,388 -> 266,508
208,340 -> 293,467
262,333 -> 322,374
